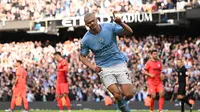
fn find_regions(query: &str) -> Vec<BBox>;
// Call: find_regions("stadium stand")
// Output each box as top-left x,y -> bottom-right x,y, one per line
0,0 -> 199,21
0,35 -> 199,102
0,0 -> 199,111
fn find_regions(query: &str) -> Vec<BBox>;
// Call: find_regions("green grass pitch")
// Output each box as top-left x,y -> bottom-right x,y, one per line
0,110 -> 198,112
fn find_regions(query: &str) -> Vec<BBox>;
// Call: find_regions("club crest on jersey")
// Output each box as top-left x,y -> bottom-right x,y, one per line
158,64 -> 160,67
99,37 -> 104,43
179,73 -> 182,76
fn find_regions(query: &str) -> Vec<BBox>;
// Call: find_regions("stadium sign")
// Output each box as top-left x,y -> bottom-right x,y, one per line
27,10 -> 187,33
114,12 -> 153,23
60,12 -> 153,27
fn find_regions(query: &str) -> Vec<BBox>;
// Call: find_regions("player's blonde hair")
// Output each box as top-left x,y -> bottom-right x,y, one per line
84,13 -> 95,21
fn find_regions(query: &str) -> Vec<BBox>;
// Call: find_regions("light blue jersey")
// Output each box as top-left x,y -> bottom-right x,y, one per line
80,23 -> 127,67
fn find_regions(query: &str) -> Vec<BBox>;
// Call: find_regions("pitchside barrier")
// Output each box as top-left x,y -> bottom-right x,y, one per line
0,101 -> 199,110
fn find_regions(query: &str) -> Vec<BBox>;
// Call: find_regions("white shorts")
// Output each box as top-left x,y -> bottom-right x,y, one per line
99,63 -> 132,88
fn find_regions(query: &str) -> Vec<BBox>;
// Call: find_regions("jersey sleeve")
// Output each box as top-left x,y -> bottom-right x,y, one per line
16,69 -> 21,76
24,70 -> 28,77
160,62 -> 162,71
144,61 -> 150,71
61,60 -> 68,66
22,69 -> 27,78
184,67 -> 188,77
112,23 -> 123,36
80,39 -> 89,56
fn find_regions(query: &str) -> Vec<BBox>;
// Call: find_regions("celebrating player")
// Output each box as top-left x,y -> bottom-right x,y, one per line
5,60 -> 29,112
142,50 -> 165,112
53,52 -> 71,112
79,13 -> 134,112
176,59 -> 193,112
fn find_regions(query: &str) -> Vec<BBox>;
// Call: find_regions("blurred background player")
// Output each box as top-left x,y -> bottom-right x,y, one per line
142,50 -> 165,112
5,60 -> 29,112
176,59 -> 194,112
80,13 -> 134,112
53,52 -> 71,112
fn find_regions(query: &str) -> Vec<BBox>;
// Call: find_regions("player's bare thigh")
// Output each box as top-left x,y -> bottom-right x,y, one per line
56,94 -> 63,98
158,84 -> 164,98
177,95 -> 184,100
150,93 -> 156,99
120,84 -> 133,100
107,83 -> 123,101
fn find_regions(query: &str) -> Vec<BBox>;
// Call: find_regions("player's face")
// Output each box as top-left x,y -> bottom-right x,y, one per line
85,15 -> 98,30
177,60 -> 182,67
53,54 -> 59,62
152,52 -> 158,60
15,62 -> 20,68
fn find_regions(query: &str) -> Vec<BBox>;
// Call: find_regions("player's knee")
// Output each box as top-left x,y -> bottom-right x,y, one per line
56,95 -> 62,98
22,97 -> 26,100
124,93 -> 133,100
151,94 -> 156,99
159,93 -> 164,98
63,93 -> 68,97
177,95 -> 183,100
113,92 -> 122,101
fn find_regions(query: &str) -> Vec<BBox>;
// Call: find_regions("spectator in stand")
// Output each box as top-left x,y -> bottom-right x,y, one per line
0,35 -> 199,102
0,0 -> 198,21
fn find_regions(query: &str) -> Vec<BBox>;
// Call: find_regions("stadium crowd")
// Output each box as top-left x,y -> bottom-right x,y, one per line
0,0 -> 200,21
0,35 -> 199,103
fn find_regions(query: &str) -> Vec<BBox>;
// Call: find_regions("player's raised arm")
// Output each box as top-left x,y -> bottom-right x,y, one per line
114,16 -> 133,36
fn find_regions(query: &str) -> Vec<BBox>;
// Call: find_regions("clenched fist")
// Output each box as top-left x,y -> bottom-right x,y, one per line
114,16 -> 123,25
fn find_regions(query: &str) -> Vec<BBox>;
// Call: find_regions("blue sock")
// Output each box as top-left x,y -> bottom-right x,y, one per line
113,103 -> 118,111
117,98 -> 130,112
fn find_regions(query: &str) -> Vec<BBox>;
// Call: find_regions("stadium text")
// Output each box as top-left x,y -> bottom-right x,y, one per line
61,12 -> 153,27
115,12 -> 153,23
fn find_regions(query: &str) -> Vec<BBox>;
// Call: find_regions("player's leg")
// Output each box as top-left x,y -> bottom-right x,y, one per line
10,96 -> 16,111
116,64 -> 133,101
148,84 -> 156,112
107,84 -> 130,112
63,93 -> 71,112
5,96 -> 16,112
9,88 -> 19,111
21,87 -> 29,111
56,84 -> 64,112
61,83 -> 71,111
177,83 -> 192,112
111,96 -> 118,112
177,95 -> 185,112
118,72 -> 133,101
116,71 -> 134,112
100,67 -> 130,112
56,94 -> 64,112
158,84 -> 164,112
182,95 -> 193,107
